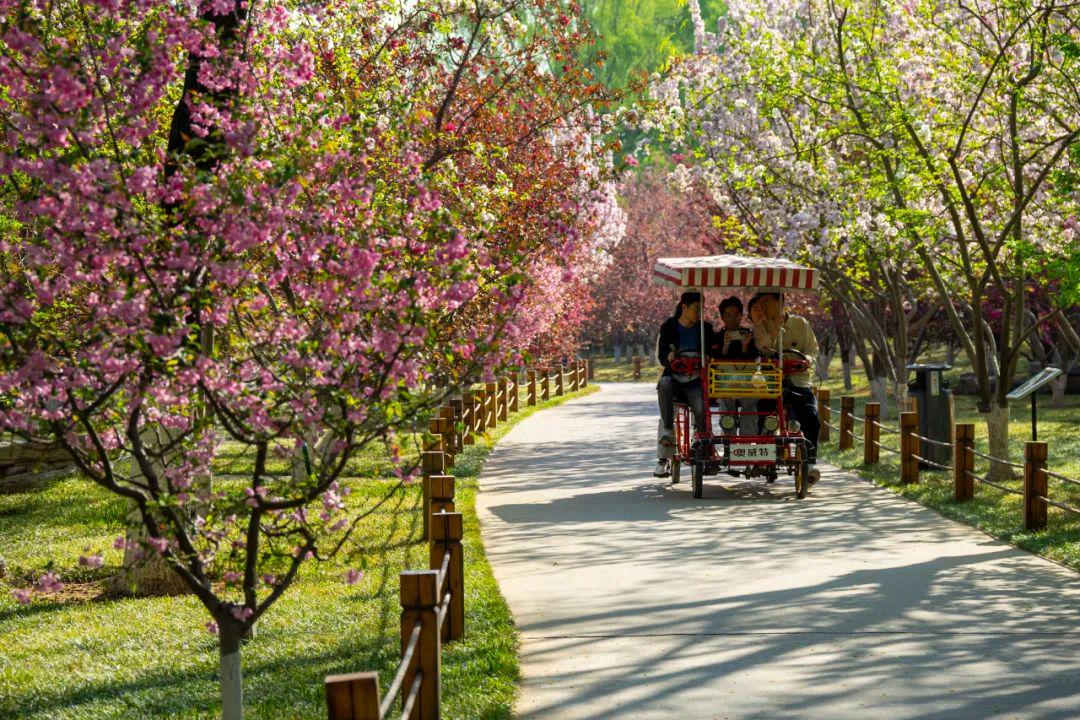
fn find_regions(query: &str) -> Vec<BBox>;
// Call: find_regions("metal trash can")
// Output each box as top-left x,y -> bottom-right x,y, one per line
906,364 -> 954,468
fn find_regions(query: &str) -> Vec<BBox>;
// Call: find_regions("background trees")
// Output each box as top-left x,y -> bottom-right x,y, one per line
646,0 -> 1080,473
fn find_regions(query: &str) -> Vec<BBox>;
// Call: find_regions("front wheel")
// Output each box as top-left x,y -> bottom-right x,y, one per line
794,445 -> 808,499
671,458 -> 681,484
692,462 -> 704,498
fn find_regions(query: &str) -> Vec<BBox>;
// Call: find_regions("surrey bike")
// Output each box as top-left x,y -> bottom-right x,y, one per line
653,254 -> 819,499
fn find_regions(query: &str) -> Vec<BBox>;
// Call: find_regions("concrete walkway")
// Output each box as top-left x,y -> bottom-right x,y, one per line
476,383 -> 1080,720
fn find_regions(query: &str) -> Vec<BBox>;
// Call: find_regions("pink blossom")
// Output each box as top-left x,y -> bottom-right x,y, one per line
344,569 -> 363,585
146,536 -> 169,554
230,605 -> 253,622
12,588 -> 32,605
36,571 -> 64,594
78,553 -> 104,568
206,621 -> 219,635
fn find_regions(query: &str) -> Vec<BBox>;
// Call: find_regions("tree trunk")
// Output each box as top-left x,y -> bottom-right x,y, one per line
1050,375 -> 1067,407
946,341 -> 956,366
984,403 -> 1015,481
112,428 -> 190,596
816,349 -> 834,382
869,376 -> 888,411
842,352 -> 853,390
893,379 -> 907,416
220,620 -> 244,720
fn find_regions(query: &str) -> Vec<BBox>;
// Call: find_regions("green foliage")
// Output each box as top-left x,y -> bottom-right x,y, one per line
578,0 -> 726,153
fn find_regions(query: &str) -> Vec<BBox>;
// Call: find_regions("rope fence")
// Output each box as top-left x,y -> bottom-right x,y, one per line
873,441 -> 901,455
815,390 -> 1080,532
966,470 -> 1023,497
970,448 -> 1025,470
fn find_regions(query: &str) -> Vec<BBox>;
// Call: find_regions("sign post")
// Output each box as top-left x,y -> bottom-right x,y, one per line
1005,367 -> 1064,442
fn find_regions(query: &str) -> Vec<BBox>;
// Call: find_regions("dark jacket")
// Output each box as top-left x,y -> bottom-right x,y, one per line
656,317 -> 718,377
714,327 -> 758,360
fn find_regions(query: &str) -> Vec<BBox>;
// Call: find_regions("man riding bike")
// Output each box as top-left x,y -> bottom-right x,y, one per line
752,292 -> 822,484
654,292 -> 714,478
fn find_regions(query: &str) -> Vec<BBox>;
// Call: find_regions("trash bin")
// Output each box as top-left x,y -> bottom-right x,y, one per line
906,364 -> 954,468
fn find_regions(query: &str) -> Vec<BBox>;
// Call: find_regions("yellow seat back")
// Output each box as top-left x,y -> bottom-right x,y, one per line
708,360 -> 782,399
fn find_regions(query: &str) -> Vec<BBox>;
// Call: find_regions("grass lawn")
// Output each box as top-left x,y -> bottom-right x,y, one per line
0,385 -> 597,720
588,355 -> 661,384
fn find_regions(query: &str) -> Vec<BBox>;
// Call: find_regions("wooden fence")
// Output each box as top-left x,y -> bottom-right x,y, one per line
818,391 -> 1080,531
324,360 -> 589,719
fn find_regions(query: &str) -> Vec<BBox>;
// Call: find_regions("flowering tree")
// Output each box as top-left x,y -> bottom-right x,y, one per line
0,0 -> 611,716
578,169 -> 730,354
820,0 -> 1080,471
645,0 -> 937,411
648,0 -> 1080,447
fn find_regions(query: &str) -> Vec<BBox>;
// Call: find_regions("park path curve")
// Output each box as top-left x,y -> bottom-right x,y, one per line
476,383 -> 1080,720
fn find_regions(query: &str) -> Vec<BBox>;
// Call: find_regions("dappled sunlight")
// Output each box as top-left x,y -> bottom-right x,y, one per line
479,384 -> 1080,719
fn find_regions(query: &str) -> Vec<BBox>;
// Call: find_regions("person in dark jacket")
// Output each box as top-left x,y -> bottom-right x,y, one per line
654,291 -> 715,478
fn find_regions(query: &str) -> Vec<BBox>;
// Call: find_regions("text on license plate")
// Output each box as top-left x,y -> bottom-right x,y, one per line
729,444 -> 776,461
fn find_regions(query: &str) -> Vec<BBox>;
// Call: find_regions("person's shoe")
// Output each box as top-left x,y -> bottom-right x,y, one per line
807,466 -> 821,485
653,460 -> 671,478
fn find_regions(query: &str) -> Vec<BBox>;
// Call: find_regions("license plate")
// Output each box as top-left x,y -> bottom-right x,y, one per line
729,444 -> 776,462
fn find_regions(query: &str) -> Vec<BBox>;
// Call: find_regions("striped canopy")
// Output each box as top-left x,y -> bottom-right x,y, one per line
652,254 -> 818,292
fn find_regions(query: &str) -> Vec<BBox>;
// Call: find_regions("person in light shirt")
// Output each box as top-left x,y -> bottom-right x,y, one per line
752,292 -> 821,484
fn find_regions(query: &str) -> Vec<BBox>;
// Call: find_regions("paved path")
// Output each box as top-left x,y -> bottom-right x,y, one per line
476,383 -> 1080,720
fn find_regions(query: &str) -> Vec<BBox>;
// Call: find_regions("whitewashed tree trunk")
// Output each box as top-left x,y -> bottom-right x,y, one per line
985,403 -> 1014,481
220,621 -> 244,720
1050,375 -> 1067,407
816,349 -> 834,382
869,376 -> 888,410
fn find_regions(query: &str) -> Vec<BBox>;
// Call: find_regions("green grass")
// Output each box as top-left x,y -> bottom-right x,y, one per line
588,355 -> 660,383
0,385 -> 597,720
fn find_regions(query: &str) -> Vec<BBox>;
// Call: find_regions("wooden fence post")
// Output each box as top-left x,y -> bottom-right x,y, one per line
527,370 -> 537,407
509,373 -> 519,413
863,402 -> 880,465
438,410 -> 456,466
429,418 -> 452,470
461,391 -> 474,446
400,570 -> 440,720
497,378 -> 509,422
430,512 -> 465,642
568,363 -> 579,392
484,382 -> 497,429
474,388 -> 487,434
900,411 -> 919,484
421,449 -> 444,542
326,672 -> 381,720
430,474 -> 455,514
953,423 -> 975,501
839,396 -> 854,451
1024,441 -> 1049,531
449,398 -> 464,451
540,369 -> 550,401
817,389 -> 831,443
632,355 -> 642,380
555,365 -> 564,396
586,358 -> 594,381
